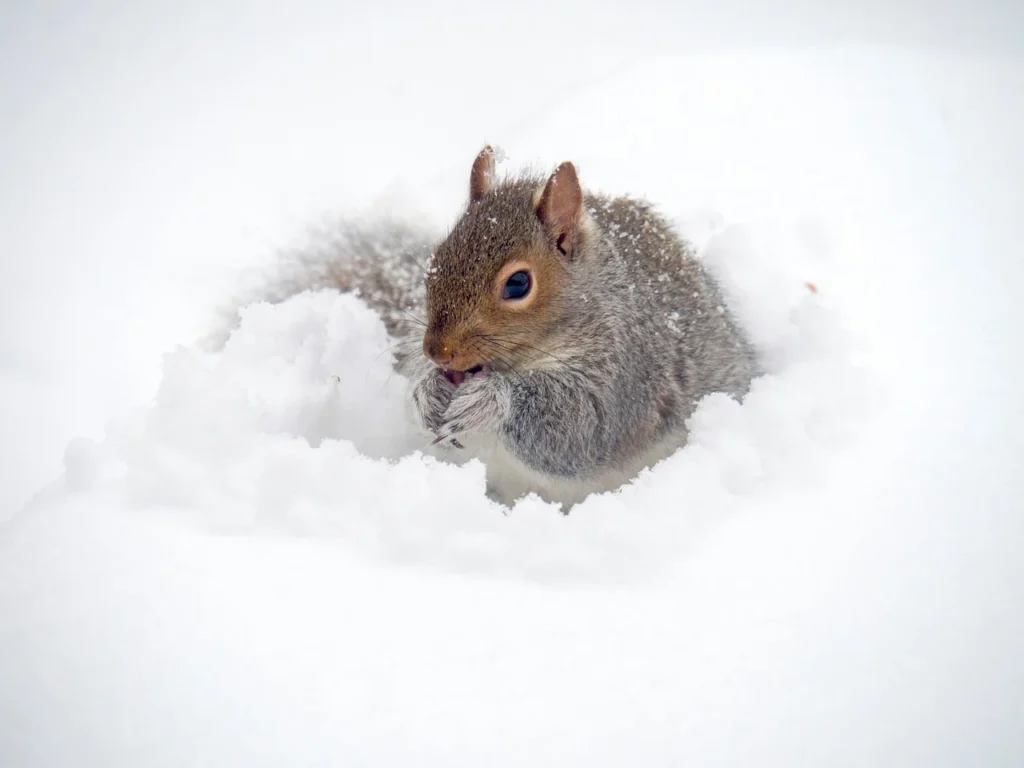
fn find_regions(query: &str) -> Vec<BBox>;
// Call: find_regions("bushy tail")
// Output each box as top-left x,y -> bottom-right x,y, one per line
207,215 -> 436,350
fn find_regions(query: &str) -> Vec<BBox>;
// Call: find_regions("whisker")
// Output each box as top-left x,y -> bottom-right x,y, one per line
492,333 -> 575,367
467,336 -> 528,384
378,299 -> 428,329
474,336 -> 549,377
372,337 -> 420,365
387,316 -> 428,330
480,333 -> 591,380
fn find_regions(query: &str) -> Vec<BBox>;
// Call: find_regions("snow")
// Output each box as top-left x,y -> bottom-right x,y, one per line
2,3 -> 1024,766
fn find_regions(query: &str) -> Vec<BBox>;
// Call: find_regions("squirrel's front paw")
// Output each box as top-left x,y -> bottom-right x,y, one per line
434,375 -> 512,444
411,366 -> 456,434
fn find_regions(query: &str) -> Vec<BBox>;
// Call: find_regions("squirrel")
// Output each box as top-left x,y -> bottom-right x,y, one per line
396,146 -> 760,508
221,146 -> 760,509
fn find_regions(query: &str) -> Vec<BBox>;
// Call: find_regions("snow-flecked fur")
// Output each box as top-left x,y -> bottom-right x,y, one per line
228,153 -> 760,508
404,162 -> 760,507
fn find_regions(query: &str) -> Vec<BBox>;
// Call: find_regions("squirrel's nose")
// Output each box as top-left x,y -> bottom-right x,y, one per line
423,336 -> 454,367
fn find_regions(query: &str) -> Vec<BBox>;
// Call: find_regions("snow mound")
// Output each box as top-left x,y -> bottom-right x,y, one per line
65,219 -> 872,584
4,38 -> 1023,767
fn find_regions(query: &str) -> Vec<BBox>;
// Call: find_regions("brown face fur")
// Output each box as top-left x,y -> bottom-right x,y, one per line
423,239 -> 568,373
422,149 -> 583,373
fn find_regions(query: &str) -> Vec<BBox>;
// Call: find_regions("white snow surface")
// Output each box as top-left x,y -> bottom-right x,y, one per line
2,5 -> 1024,767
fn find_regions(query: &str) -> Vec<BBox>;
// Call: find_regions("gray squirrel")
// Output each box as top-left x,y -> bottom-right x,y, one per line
225,146 -> 760,508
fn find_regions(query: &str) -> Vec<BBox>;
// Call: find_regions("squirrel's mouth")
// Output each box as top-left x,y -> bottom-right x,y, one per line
444,362 -> 491,386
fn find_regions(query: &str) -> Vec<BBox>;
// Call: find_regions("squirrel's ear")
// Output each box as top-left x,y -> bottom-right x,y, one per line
537,162 -> 583,257
469,145 -> 496,203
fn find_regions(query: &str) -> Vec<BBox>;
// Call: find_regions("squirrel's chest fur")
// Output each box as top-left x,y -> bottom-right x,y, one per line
458,424 -> 690,509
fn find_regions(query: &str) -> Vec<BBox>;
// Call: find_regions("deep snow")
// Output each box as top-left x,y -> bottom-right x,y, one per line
2,4 -> 1024,767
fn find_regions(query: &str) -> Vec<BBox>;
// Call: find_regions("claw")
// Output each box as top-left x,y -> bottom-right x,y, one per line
431,433 -> 464,449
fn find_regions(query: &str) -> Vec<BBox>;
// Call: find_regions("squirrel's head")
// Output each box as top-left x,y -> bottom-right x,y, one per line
422,146 -> 588,379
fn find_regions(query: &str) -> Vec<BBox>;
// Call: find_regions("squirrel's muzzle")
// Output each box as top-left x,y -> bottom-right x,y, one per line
423,334 -> 454,368
423,331 -> 487,374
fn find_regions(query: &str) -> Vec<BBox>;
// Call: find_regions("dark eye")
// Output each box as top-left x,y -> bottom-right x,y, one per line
502,270 -> 532,301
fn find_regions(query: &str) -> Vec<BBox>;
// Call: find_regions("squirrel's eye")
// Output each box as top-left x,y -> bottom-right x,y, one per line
502,270 -> 532,301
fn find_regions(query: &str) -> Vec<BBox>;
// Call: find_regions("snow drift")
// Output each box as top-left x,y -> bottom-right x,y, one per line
2,40 -> 1023,768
